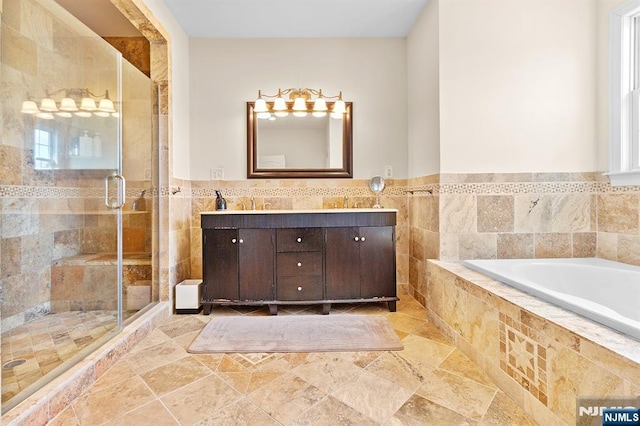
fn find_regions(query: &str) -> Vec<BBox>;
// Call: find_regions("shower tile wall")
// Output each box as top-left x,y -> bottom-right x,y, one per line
408,172 -> 640,301
0,0 -> 153,331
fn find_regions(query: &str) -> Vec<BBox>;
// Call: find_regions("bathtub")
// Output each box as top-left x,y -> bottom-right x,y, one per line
461,258 -> 640,340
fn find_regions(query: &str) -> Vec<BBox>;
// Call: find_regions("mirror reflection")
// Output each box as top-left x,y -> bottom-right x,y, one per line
257,114 -> 343,169
247,101 -> 353,178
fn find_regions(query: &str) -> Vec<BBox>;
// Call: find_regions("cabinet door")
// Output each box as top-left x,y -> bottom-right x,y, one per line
359,226 -> 396,298
325,227 -> 361,299
203,229 -> 239,300
238,228 -> 275,300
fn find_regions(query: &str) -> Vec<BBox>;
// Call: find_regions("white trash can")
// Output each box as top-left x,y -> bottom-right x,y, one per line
175,279 -> 202,314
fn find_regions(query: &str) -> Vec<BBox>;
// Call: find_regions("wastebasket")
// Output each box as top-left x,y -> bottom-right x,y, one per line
175,279 -> 202,314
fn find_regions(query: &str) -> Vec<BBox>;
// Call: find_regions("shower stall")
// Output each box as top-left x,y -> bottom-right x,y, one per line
0,0 -> 159,413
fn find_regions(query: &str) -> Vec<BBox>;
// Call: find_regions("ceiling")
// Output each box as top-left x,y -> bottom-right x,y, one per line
160,0 -> 429,38
58,0 -> 428,39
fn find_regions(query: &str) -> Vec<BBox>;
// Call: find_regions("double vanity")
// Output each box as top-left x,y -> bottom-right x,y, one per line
200,209 -> 398,315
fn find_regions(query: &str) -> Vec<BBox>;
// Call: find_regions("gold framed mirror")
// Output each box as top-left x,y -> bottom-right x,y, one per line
247,101 -> 353,178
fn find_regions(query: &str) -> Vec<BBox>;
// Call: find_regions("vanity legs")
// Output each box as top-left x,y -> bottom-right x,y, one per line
269,304 -> 278,315
387,301 -> 396,312
322,303 -> 331,315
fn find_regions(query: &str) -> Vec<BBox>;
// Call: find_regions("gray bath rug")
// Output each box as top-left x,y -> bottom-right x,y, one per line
187,314 -> 403,353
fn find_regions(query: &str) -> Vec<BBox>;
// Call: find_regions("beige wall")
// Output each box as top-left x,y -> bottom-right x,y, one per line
438,0 -> 599,174
188,38 -> 408,180
407,0 -> 440,177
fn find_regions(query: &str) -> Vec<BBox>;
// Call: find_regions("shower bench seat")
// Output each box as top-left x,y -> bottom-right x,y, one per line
51,253 -> 152,312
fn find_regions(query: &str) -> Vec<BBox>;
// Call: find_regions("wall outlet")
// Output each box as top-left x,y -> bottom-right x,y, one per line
384,165 -> 393,178
210,168 -> 224,180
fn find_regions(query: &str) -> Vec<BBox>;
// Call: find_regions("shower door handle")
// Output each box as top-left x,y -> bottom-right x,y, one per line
104,173 -> 126,209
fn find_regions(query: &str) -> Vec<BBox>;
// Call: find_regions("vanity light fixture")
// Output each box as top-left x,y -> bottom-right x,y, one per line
254,88 -> 346,119
21,88 -> 119,119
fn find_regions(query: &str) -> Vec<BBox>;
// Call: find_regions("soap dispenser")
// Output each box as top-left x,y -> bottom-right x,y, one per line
215,190 -> 227,210
132,189 -> 146,211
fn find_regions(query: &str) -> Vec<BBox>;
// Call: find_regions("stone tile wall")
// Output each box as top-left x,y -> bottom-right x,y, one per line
0,0 -> 157,330
408,172 -> 640,303
425,261 -> 640,425
596,176 -> 640,266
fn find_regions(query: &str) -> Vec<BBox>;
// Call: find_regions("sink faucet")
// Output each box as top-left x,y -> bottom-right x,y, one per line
343,196 -> 349,208
250,196 -> 256,210
263,202 -> 272,210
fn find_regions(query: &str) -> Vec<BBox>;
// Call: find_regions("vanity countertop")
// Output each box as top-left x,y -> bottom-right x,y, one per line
201,208 -> 398,228
201,208 -> 398,215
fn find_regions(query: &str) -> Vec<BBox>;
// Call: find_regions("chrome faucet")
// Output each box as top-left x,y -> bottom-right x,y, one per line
343,196 -> 349,208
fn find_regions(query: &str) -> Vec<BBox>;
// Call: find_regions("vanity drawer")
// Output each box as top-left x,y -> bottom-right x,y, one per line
277,276 -> 323,300
277,228 -> 323,252
277,252 -> 322,277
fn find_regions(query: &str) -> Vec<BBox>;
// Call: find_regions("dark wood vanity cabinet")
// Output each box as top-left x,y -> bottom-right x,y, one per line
201,210 -> 397,314
325,226 -> 396,308
202,228 -> 274,314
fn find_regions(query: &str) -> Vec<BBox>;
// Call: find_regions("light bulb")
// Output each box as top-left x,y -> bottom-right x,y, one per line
36,112 -> 54,120
332,99 -> 346,114
254,98 -> 268,113
98,98 -> 116,113
80,97 -> 97,111
293,111 -> 308,118
312,111 -> 327,117
292,97 -> 307,111
313,98 -> 327,112
39,98 -> 58,112
60,98 -> 78,111
273,97 -> 287,111
21,101 -> 39,114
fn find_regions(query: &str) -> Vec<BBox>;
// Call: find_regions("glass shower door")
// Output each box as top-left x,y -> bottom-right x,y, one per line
0,0 -> 144,412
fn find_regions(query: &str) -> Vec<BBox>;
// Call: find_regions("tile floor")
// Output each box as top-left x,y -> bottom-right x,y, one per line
46,297 -> 537,425
1,311 -> 119,405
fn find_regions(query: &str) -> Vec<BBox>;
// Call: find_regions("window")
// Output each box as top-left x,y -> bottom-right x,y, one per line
609,0 -> 640,185
34,127 -> 57,169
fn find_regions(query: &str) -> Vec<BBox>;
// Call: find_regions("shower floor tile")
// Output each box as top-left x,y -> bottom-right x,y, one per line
1,311 -> 119,405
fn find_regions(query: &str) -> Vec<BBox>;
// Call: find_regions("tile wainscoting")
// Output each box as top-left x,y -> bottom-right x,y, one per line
425,260 -> 640,425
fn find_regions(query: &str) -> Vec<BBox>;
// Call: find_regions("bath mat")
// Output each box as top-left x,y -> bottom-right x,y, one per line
187,314 -> 403,353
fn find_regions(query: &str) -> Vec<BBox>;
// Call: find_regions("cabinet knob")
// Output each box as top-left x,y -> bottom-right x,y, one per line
239,239 -> 244,244
296,237 -> 302,243
297,262 -> 302,267
354,236 -> 359,242
231,238 -> 237,244
297,286 -> 302,291
361,237 -> 366,242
